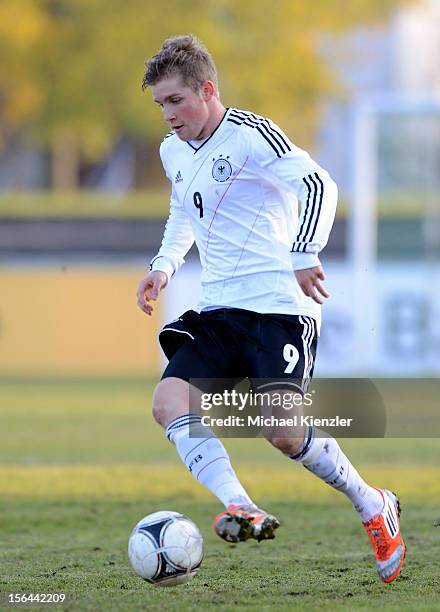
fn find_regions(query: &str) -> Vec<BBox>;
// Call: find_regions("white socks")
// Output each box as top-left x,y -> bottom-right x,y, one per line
165,415 -> 253,508
291,427 -> 384,522
165,416 -> 383,522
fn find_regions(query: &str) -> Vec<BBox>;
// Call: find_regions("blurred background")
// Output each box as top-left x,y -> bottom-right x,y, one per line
1,5 -> 440,603
1,0 -> 439,380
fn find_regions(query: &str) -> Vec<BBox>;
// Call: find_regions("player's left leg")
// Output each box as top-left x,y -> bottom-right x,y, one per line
251,314 -> 405,582
268,427 -> 385,524
286,429 -> 405,583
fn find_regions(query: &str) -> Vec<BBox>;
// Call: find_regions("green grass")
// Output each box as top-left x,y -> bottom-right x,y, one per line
1,378 -> 440,611
2,498 -> 440,612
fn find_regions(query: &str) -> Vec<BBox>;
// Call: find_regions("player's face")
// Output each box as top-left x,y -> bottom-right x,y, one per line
152,75 -> 211,141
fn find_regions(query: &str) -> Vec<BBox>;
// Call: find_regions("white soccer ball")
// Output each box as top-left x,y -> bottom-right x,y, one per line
128,511 -> 204,586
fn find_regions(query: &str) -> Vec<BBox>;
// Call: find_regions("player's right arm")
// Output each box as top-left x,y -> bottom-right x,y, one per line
137,141 -> 195,316
137,270 -> 168,316
137,198 -> 194,315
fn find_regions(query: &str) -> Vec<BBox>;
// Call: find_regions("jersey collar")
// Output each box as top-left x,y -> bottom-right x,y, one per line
186,108 -> 230,154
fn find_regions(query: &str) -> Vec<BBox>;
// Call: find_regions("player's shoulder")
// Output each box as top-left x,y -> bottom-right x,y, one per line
227,107 -> 268,123
159,130 -> 183,163
227,108 -> 284,130
160,130 -> 177,150
226,108 -> 292,157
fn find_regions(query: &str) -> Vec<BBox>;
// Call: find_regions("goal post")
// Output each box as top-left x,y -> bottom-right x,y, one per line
350,95 -> 440,374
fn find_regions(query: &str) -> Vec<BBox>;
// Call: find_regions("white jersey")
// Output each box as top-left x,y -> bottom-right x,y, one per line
150,107 -> 338,326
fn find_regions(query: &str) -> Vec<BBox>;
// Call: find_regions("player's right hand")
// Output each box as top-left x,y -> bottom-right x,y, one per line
137,271 -> 168,316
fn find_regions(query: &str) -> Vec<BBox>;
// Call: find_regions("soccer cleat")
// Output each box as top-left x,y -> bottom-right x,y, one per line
363,489 -> 406,583
213,504 -> 280,543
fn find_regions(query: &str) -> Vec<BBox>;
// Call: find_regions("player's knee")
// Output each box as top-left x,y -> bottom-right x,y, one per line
267,435 -> 304,456
151,381 -> 175,427
151,378 -> 189,428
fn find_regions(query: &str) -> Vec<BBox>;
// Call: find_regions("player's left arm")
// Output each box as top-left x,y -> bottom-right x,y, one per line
294,265 -> 329,305
291,168 -> 337,305
249,122 -> 338,304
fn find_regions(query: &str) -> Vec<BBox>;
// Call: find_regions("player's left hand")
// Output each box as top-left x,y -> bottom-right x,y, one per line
294,265 -> 329,305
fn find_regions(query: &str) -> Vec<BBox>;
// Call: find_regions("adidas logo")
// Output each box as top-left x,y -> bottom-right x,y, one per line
175,171 -> 183,183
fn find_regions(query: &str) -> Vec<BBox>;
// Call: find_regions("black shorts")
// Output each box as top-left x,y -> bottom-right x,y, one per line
159,308 -> 318,391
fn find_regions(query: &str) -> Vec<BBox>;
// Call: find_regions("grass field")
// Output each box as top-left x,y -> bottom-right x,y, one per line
1,378 -> 440,611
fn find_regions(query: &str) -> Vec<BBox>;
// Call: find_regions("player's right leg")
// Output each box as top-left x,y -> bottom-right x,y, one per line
152,377 -> 279,542
152,376 -> 251,508
153,309 -> 279,542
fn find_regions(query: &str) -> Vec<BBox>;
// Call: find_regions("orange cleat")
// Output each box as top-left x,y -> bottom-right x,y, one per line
213,504 -> 280,543
363,489 -> 406,583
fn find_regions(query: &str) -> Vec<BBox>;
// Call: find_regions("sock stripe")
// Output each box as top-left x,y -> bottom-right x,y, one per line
195,456 -> 229,480
290,434 -> 384,523
166,423 -> 201,441
322,467 -> 338,481
167,414 -> 201,430
168,417 -> 201,430
167,423 -> 191,438
164,415 -> 253,508
289,425 -> 314,461
165,414 -> 202,441
167,414 -> 201,424
184,437 -> 213,463
332,480 -> 349,491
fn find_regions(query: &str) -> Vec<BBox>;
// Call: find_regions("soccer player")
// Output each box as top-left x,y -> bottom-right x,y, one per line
137,34 -> 405,583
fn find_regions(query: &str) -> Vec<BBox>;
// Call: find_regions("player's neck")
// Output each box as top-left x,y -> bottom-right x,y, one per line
197,100 -> 226,141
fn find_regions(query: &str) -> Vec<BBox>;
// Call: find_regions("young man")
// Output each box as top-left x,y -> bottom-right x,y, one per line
137,34 -> 405,583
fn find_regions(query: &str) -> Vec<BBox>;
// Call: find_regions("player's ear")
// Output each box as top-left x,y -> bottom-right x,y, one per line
201,80 -> 215,100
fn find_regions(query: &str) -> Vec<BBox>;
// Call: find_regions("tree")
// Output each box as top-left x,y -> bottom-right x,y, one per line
0,0 -> 414,188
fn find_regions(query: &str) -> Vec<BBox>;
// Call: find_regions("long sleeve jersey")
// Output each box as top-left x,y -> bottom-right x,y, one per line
150,107 -> 338,326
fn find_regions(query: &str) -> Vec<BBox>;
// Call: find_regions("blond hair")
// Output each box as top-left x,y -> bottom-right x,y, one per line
142,34 -> 218,94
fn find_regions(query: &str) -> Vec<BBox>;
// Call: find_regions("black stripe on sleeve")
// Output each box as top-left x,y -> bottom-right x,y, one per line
255,125 -> 282,158
292,173 -> 324,252
301,174 -> 319,246
293,176 -> 312,250
254,118 -> 291,155
229,113 -> 283,157
306,173 -> 324,243
229,110 -> 291,155
149,255 -> 172,274
248,112 -> 291,152
227,117 -> 242,125
227,110 -> 289,158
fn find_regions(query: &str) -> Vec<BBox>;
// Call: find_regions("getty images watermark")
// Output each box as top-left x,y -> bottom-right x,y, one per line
198,388 -> 354,429
189,377 -> 440,438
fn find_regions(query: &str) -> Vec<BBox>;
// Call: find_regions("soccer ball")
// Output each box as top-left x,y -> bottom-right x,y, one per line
128,511 -> 204,586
